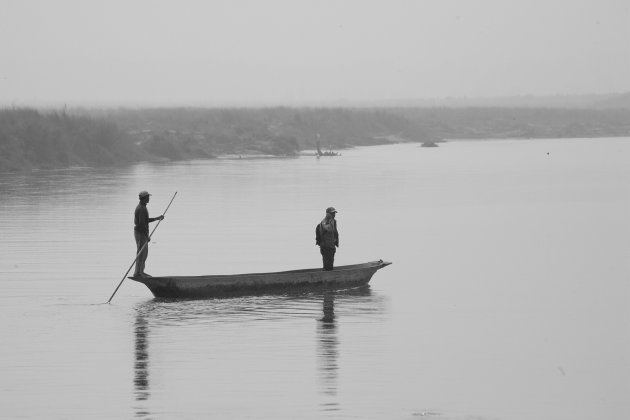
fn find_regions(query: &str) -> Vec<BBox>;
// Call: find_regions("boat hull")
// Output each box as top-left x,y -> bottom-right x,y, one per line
130,260 -> 391,299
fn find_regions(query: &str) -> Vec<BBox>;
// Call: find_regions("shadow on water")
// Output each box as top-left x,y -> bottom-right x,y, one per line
134,315 -> 150,402
131,285 -> 385,417
132,285 -> 385,325
317,291 -> 339,411
312,286 -> 384,413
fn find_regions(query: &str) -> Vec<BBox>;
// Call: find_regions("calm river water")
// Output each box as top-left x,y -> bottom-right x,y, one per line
0,139 -> 628,419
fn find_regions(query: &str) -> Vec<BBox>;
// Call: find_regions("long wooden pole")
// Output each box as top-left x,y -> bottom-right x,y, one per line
107,191 -> 178,303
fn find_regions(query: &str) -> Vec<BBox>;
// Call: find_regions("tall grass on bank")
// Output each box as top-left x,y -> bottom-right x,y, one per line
0,108 -> 139,171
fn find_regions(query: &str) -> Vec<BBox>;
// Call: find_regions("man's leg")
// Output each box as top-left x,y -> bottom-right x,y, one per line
321,247 -> 335,271
320,247 -> 328,270
328,248 -> 335,270
141,238 -> 149,275
134,232 -> 148,276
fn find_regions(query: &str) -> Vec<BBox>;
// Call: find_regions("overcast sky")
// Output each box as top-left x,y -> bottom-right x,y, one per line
1,0 -> 628,106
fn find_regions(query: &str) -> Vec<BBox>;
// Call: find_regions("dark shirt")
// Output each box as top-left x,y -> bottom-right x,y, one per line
315,218 -> 339,249
134,202 -> 150,236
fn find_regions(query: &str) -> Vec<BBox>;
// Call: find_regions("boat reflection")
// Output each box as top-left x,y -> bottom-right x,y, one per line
132,285 -> 384,416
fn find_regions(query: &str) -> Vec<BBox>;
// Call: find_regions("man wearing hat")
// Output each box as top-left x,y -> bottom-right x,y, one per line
315,207 -> 339,271
133,190 -> 164,278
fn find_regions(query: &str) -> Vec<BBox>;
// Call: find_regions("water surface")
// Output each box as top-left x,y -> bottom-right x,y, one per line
1,139 -> 628,419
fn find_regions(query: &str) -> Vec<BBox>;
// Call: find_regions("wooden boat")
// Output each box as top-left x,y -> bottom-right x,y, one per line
129,260 -> 391,299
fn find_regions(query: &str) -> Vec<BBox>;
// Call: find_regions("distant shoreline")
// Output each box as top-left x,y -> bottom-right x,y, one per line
1,106 -> 629,172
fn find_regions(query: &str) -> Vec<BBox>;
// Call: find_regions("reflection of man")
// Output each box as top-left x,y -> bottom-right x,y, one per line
315,207 -> 339,271
134,315 -> 150,401
133,190 -> 164,278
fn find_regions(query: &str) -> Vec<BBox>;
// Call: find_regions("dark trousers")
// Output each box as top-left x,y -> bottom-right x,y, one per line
134,232 -> 149,276
320,247 -> 336,271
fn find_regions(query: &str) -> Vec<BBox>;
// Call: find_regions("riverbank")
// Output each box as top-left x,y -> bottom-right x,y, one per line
1,106 -> 629,171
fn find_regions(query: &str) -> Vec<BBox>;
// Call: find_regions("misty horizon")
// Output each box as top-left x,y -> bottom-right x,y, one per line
2,91 -> 630,110
1,0 -> 628,108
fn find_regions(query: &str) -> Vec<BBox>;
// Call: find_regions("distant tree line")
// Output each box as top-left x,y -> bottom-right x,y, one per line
88,107 -> 426,156
0,108 -> 139,171
392,107 -> 630,140
1,106 -> 629,171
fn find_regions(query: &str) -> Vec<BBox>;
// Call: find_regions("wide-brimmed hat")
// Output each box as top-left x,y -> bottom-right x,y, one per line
139,190 -> 152,198
326,207 -> 338,214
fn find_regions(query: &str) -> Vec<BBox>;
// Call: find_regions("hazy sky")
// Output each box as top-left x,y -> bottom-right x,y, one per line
1,0 -> 628,106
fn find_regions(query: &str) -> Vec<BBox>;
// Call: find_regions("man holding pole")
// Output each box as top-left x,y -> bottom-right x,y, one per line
133,190 -> 164,278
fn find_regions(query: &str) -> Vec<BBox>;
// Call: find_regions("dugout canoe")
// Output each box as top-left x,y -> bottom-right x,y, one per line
129,259 -> 391,299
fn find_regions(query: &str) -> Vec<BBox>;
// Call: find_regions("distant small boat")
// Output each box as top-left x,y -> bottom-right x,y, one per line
316,141 -> 339,156
130,260 -> 391,299
421,141 -> 438,147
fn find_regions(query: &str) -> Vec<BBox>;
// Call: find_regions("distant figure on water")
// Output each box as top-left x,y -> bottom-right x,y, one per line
316,141 -> 339,157
133,190 -> 164,278
316,207 -> 339,271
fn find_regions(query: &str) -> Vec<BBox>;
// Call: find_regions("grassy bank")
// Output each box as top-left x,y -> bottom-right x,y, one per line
1,106 -> 629,171
0,108 -> 140,171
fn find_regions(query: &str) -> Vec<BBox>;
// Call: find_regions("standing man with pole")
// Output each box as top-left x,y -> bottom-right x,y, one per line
133,190 -> 164,278
108,191 -> 176,303
315,207 -> 339,271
